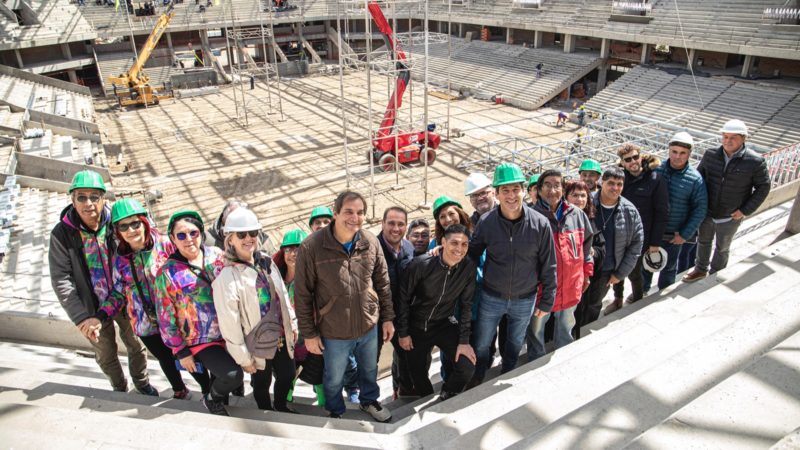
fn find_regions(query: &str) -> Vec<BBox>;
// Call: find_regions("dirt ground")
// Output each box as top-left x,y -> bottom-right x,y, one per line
98,71 -> 580,246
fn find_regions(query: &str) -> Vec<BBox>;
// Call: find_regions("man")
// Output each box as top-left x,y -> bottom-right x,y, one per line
684,119 -> 771,281
406,218 -> 431,256
295,191 -> 394,421
49,170 -> 155,395
468,163 -> 557,383
527,170 -> 593,361
581,168 -> 643,326
464,172 -> 497,227
308,205 -> 333,232
526,174 -> 540,206
607,143 -> 669,313
397,224 -> 477,400
376,206 -> 416,397
579,159 -> 602,193
644,132 -> 707,291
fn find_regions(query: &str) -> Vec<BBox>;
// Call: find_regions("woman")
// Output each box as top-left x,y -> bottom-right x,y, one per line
213,208 -> 298,412
155,210 -> 237,416
88,199 -> 210,399
430,195 -> 473,249
565,180 -> 605,339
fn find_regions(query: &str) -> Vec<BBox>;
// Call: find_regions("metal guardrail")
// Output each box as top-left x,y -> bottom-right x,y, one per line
764,143 -> 800,188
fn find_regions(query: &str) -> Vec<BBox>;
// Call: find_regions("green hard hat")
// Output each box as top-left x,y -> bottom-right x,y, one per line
111,198 -> 147,224
492,163 -> 526,187
308,206 -> 333,226
281,229 -> 308,248
432,195 -> 462,219
168,209 -> 204,235
579,159 -> 602,174
69,170 -> 106,193
527,174 -> 540,189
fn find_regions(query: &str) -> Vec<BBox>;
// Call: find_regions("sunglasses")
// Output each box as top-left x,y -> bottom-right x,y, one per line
117,220 -> 143,232
75,194 -> 102,204
176,230 -> 201,241
622,154 -> 640,163
235,230 -> 259,239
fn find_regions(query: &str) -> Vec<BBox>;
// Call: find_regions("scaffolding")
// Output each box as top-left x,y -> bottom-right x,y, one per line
335,0 -> 453,217
225,0 -> 285,127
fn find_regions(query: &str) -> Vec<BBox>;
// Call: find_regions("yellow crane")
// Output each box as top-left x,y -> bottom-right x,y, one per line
109,4 -> 175,107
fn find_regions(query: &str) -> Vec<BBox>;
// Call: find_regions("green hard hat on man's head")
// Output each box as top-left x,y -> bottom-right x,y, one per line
69,170 -> 106,193
432,195 -> 462,219
492,163 -> 526,187
168,209 -> 204,235
579,159 -> 602,174
111,198 -> 147,224
281,229 -> 308,248
308,206 -> 333,227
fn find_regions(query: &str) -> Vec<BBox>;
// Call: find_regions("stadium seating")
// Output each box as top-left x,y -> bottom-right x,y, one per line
0,73 -> 94,122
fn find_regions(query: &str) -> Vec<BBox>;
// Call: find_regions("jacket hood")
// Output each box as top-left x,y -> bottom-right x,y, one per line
60,204 -> 112,232
208,211 -> 225,242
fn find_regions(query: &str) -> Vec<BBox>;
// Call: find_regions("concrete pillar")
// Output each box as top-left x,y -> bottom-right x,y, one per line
687,48 -> 697,70
564,34 -> 576,53
324,21 -> 333,60
640,43 -> 649,64
61,43 -> 72,60
506,28 -> 513,44
533,30 -> 543,48
14,49 -> 24,68
741,54 -> 755,78
458,23 -> 464,38
166,32 -> 174,55
787,185 -> 800,235
597,64 -> 609,90
67,70 -> 78,83
600,38 -> 610,58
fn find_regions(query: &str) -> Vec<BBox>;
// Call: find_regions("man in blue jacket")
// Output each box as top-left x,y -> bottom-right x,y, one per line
644,132 -> 707,291
468,163 -> 557,384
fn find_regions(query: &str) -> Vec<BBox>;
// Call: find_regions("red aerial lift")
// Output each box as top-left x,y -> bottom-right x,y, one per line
367,1 -> 441,172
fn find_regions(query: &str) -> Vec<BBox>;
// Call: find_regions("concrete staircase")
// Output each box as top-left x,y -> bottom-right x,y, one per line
0,71 -> 95,122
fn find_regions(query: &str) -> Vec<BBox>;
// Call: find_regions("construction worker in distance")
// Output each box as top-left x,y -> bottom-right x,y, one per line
579,159 -> 602,193
577,105 -> 586,126
308,206 -> 333,232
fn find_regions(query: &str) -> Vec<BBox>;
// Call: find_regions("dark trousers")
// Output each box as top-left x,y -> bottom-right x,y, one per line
580,269 -> 615,328
193,345 -> 244,400
406,321 -> 475,397
613,253 -> 644,301
90,311 -> 149,391
140,334 -> 210,394
389,333 -> 415,392
251,344 -> 295,411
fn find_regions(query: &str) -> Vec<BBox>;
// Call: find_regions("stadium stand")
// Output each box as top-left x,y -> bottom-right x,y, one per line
0,71 -> 95,122
0,0 -> 96,49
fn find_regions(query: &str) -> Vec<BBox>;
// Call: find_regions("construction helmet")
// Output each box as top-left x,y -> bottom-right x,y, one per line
168,210 -> 204,236
432,195 -> 462,219
528,174 -> 540,189
669,131 -> 694,149
223,207 -> 261,233
719,119 -> 748,136
281,229 -> 308,248
69,170 -> 106,193
643,247 -> 669,273
308,206 -> 333,227
579,159 -> 602,174
111,198 -> 147,224
492,163 -> 526,187
464,173 -> 492,196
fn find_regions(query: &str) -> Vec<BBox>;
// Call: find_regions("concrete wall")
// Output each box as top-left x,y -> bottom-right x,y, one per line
0,63 -> 91,96
170,69 -> 218,89
757,57 -> 800,77
23,120 -> 101,142
15,152 -> 111,185
755,179 -> 800,216
695,50 -> 728,69
24,111 -> 99,135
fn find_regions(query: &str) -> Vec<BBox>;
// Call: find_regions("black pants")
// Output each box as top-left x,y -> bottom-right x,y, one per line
578,269 -> 615,330
389,332 -> 415,392
406,321 -> 475,397
251,344 -> 295,411
613,254 -> 644,302
140,334 -> 211,394
193,345 -> 244,400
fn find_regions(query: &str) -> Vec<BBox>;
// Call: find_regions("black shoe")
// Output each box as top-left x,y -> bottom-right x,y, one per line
438,391 -> 457,401
275,406 -> 298,414
232,384 -> 245,397
202,395 -> 230,416
112,384 -> 128,393
328,412 -> 343,419
135,384 -> 159,397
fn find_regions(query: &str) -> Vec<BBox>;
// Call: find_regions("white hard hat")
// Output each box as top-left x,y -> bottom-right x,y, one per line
223,207 -> 261,233
464,172 -> 492,196
669,131 -> 694,148
643,247 -> 669,273
719,119 -> 748,136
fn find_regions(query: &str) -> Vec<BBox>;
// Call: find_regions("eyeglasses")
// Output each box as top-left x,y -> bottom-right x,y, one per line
117,220 -> 143,232
75,194 -> 102,204
408,232 -> 430,240
541,183 -> 562,191
283,246 -> 299,254
235,230 -> 259,239
175,230 -> 201,241
622,154 -> 640,163
469,190 -> 491,199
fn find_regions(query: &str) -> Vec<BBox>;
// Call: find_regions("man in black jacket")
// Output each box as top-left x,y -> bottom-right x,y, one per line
398,224 -> 476,400
607,144 -> 669,313
684,120 -> 771,281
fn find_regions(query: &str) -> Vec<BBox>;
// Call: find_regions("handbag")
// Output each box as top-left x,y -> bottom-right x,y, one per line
244,270 -> 283,360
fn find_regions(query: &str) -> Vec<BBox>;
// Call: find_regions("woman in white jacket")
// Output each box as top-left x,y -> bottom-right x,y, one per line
212,207 -> 298,412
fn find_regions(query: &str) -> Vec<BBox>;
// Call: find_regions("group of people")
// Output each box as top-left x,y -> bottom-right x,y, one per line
49,118 -> 771,422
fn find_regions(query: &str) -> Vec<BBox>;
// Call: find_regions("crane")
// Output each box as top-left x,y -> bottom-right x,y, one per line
108,3 -> 175,107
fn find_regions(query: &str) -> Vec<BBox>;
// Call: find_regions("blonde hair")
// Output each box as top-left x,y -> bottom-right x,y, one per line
222,232 -> 263,265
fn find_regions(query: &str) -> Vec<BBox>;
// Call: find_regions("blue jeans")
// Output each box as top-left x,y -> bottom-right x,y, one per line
322,326 -> 379,415
473,290 -> 537,381
343,355 -> 358,392
526,305 -> 577,361
643,240 -> 683,292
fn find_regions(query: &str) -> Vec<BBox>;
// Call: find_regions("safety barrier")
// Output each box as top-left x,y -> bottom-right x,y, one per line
764,142 -> 800,187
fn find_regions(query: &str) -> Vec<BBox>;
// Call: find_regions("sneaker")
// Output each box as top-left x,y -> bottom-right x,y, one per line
360,401 -> 392,423
232,384 -> 245,397
328,412 -> 343,419
682,269 -> 708,283
438,391 -> 457,401
135,384 -> 159,397
202,395 -> 230,416
172,388 -> 192,400
346,388 -> 360,404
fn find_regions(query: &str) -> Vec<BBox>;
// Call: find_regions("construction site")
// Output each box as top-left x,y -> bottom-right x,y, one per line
2,0 -> 800,447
